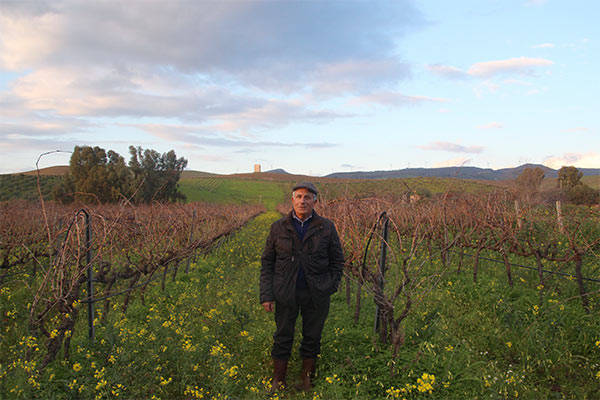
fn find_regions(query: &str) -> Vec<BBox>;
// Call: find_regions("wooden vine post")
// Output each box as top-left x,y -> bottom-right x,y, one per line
556,201 -> 564,234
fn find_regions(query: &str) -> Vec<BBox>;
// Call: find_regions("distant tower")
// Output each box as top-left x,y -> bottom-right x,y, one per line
254,164 -> 261,173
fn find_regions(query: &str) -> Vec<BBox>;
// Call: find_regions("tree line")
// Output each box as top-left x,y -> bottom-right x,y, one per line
53,146 -> 188,204
515,165 -> 599,205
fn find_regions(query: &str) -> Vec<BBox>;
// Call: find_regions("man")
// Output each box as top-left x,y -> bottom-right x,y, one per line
260,181 -> 345,392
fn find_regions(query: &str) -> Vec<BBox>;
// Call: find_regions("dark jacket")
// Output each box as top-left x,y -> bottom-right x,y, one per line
260,210 -> 345,306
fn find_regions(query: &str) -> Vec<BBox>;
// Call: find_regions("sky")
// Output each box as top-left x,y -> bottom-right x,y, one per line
0,0 -> 598,176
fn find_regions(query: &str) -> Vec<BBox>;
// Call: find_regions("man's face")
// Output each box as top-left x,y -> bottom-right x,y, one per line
292,188 -> 316,220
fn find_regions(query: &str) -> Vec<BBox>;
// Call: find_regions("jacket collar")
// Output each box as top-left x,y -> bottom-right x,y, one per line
285,210 -> 323,244
287,209 -> 322,226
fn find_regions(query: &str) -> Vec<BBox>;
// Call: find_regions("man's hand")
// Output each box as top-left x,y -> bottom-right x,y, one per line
261,301 -> 274,312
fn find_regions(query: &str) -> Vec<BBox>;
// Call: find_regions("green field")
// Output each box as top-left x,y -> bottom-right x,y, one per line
0,174 -> 63,201
582,175 -> 600,189
316,177 -> 496,200
179,176 -> 498,213
179,177 -> 288,211
542,175 -> 600,191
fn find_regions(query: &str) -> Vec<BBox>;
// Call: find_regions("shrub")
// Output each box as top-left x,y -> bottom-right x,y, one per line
566,184 -> 600,205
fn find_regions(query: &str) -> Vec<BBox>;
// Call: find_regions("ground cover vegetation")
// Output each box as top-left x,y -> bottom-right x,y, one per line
179,177 -> 287,211
1,172 -> 599,399
0,198 -> 264,393
581,175 -> 600,190
316,177 -> 493,203
0,174 -> 63,201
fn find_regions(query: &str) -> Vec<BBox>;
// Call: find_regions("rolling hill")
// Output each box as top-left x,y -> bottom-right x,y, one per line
325,163 -> 600,181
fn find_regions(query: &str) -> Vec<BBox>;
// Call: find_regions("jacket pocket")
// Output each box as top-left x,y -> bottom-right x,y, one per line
273,263 -> 297,305
311,272 -> 338,296
275,237 -> 293,260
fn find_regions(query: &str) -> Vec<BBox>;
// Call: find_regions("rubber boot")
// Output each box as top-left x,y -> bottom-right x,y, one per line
297,358 -> 316,391
271,359 -> 288,392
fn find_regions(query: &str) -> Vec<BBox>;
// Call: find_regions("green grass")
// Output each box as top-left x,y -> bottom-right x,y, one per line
582,175 -> 600,190
180,177 -> 287,211
181,175 -> 499,211
317,177 -> 497,201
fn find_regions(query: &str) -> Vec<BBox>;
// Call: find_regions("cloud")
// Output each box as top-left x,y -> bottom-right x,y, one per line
0,0 -> 424,155
0,135 -> 76,172
349,91 -> 448,107
418,141 -> 485,154
531,43 -> 555,49
340,164 -> 363,170
9,67 -> 263,120
0,91 -> 94,144
502,78 -> 533,87
305,142 -> 338,149
0,9 -> 62,70
0,136 -> 74,151
5,65 -> 353,137
426,64 -> 469,80
468,57 -> 553,77
0,1 -> 422,90
428,57 -> 553,81
433,157 -> 472,168
476,122 -> 503,129
543,152 -> 600,169
0,119 -> 89,138
126,123 -> 338,150
476,81 -> 501,95
210,99 -> 349,134
310,59 -> 411,97
195,153 -> 231,163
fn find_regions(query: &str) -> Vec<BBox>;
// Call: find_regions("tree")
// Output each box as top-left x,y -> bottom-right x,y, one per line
105,150 -> 133,201
557,166 -> 583,189
554,166 -> 599,205
52,174 -> 76,203
516,167 -> 545,201
70,146 -> 110,202
128,146 -> 188,203
54,146 -> 131,203
53,145 -> 186,204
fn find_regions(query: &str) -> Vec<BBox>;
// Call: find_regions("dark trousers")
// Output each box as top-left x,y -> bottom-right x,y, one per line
271,288 -> 330,360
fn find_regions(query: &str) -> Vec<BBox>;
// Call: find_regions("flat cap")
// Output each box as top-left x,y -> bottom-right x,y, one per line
292,181 -> 318,195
